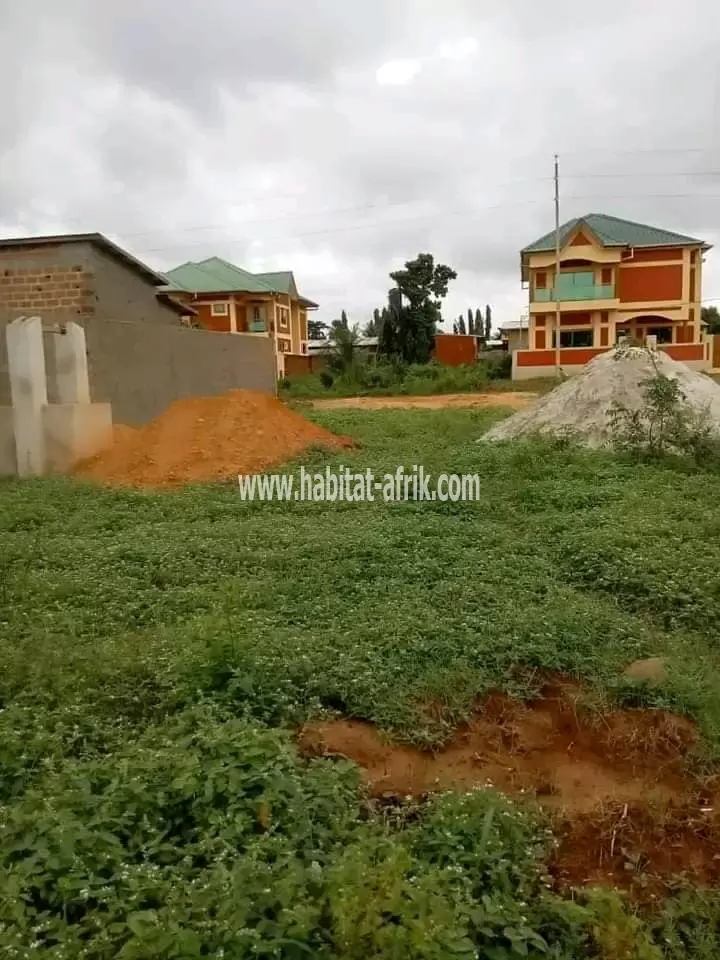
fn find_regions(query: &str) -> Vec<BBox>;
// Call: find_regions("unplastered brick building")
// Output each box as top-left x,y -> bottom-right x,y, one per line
0,233 -> 193,324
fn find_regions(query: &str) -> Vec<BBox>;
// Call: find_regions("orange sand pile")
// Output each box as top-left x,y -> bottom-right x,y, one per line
74,390 -> 352,488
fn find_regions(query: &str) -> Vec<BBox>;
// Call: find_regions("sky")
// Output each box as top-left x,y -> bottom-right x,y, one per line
1,0 -> 719,330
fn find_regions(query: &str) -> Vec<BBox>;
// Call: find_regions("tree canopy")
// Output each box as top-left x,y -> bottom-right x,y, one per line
379,254 -> 457,365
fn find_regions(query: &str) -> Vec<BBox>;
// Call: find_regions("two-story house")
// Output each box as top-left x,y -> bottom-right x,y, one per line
513,213 -> 711,380
163,257 -> 318,375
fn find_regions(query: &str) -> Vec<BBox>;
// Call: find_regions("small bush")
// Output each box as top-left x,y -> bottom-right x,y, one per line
609,368 -> 720,466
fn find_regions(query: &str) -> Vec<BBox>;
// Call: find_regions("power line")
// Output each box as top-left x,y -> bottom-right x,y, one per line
133,192 -> 720,257
12,165 -> 720,244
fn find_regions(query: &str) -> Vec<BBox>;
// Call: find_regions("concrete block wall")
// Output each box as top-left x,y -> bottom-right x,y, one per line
0,243 -> 96,317
1,312 -> 277,425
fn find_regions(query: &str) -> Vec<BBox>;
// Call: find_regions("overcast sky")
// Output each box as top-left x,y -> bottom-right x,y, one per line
1,0 -> 718,329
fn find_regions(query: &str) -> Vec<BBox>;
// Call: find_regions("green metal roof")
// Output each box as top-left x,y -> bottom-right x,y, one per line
163,258 -> 317,306
255,271 -> 296,295
522,213 -> 708,254
163,257 -> 274,294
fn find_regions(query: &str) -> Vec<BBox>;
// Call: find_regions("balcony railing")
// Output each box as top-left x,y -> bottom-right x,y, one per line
533,284 -> 615,302
248,320 -> 267,333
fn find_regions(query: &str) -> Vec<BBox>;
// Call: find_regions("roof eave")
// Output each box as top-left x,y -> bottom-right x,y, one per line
156,292 -> 197,316
0,232 -> 167,287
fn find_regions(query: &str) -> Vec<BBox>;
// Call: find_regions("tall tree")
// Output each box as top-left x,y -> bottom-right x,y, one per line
702,305 -> 720,333
452,321 -> 459,335
341,309 -> 349,329
379,254 -> 457,365
467,308 -> 474,335
475,308 -> 483,337
327,322 -> 361,374
484,304 -> 492,340
363,307 -> 381,337
308,319 -> 329,340
457,314 -> 467,335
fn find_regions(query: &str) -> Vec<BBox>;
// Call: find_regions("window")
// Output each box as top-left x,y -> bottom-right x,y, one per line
211,302 -> 229,316
647,326 -> 672,344
553,329 -> 593,348
559,271 -> 594,287
252,306 -> 261,321
301,343 -> 307,354
601,267 -> 612,285
277,307 -> 290,330
535,271 -> 547,289
277,339 -> 291,353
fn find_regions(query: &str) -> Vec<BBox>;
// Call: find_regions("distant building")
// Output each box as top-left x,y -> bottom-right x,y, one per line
498,319 -> 529,353
163,257 -> 318,376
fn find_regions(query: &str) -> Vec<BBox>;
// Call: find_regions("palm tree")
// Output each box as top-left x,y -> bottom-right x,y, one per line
328,322 -> 361,374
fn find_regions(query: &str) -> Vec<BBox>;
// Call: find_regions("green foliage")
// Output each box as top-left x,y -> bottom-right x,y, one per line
308,319 -> 329,340
608,358 -> 719,465
363,308 -> 382,338
281,357 -> 519,399
3,410 -> 720,954
380,253 -> 457,365
327,323 -> 362,376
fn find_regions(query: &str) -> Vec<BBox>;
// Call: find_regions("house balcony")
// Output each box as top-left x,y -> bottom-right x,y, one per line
248,320 -> 267,333
532,284 -> 615,302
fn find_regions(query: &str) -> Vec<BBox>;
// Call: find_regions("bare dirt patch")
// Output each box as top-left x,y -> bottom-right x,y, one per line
309,392 -> 536,411
298,676 -> 720,893
74,390 -> 352,488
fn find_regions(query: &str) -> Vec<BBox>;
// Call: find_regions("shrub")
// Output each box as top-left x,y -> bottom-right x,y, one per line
609,369 -> 719,465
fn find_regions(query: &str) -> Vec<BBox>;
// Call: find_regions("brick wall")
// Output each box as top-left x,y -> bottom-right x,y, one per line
0,242 -> 182,327
0,252 -> 95,316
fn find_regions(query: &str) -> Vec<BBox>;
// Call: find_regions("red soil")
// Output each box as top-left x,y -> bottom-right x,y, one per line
74,389 -> 352,488
298,676 -> 720,895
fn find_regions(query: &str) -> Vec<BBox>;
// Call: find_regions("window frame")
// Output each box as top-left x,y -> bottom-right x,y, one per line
553,329 -> 594,349
210,302 -> 230,317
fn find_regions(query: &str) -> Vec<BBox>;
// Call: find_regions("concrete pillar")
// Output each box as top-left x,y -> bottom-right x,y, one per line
50,321 -> 91,404
6,316 -> 47,476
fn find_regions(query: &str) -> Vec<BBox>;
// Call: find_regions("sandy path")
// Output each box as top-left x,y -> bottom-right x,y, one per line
309,392 -> 537,411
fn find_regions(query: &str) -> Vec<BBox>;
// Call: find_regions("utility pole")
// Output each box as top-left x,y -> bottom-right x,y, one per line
553,153 -> 561,375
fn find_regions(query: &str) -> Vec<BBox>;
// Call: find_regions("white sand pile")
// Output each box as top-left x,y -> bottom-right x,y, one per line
481,346 -> 720,448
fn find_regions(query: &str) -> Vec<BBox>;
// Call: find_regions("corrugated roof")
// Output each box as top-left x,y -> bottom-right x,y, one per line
522,213 -> 709,254
164,257 -> 275,294
164,258 -> 318,307
255,271 -> 295,295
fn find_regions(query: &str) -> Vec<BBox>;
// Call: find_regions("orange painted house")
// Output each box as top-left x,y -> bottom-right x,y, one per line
163,257 -> 318,376
514,213 -> 712,380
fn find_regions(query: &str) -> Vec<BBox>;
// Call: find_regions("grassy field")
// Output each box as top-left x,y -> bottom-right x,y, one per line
3,406 -> 720,957
279,357 -> 555,399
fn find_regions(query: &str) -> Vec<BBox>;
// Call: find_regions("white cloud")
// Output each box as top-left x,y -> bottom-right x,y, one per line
375,59 -> 422,86
436,38 -> 478,60
1,0 -> 718,328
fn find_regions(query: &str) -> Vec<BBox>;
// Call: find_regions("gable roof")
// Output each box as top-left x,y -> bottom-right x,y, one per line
163,257 -> 318,307
0,232 -> 168,286
522,213 -> 709,255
